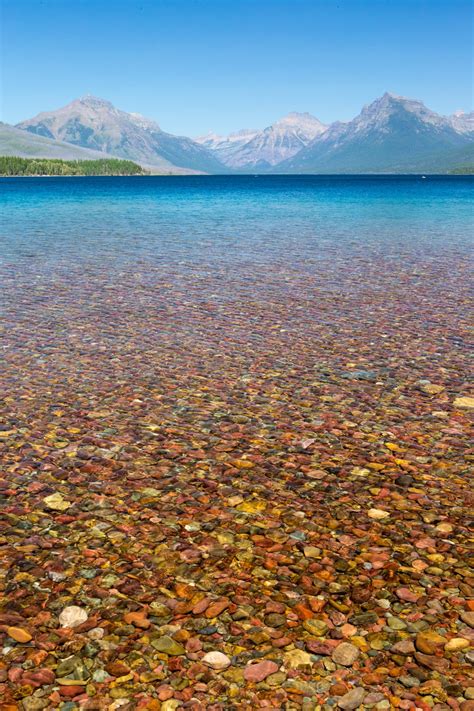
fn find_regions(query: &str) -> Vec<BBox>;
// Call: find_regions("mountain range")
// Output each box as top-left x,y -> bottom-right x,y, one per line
15,96 -> 224,173
2,93 -> 473,174
279,94 -> 474,173
195,112 -> 327,170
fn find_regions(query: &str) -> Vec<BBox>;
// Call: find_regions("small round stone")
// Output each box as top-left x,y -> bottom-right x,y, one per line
58,606 -> 88,628
368,508 -> 390,520
445,637 -> 470,652
202,651 -> 231,670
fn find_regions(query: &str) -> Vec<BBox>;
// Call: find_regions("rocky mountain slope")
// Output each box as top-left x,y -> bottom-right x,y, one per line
0,122 -> 121,161
277,94 -> 473,173
449,110 -> 474,135
17,96 -> 226,173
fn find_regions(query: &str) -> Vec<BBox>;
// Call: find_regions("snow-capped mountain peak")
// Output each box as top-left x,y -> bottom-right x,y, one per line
195,112 -> 327,169
449,110 -> 474,134
277,92 -> 473,173
272,111 -> 326,135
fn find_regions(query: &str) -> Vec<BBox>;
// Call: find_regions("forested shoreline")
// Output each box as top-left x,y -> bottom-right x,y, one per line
0,156 -> 146,176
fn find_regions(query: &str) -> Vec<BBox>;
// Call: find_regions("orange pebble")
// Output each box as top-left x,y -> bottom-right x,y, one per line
6,627 -> 32,643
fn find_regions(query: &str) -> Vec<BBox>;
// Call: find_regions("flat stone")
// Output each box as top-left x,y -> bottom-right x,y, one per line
20,698 -> 49,711
43,492 -> 71,511
204,599 -> 230,618
56,655 -> 90,681
332,642 -> 360,666
123,610 -> 151,628
306,640 -> 333,655
244,660 -> 279,682
387,616 -> 407,630
106,661 -> 130,677
395,474 -> 414,486
365,693 -> 386,704
266,671 -> 287,686
337,687 -> 366,710
303,546 -> 321,558
284,648 -> 313,668
421,383 -> 445,395
282,679 -> 318,695
6,626 -> 32,643
58,606 -> 88,628
303,618 -> 328,637
265,613 -> 286,627
415,651 -> 449,673
22,669 -> 55,687
415,629 -> 446,654
152,636 -> 185,656
453,396 -> 474,408
232,459 -> 256,470
460,611 -> 474,627
395,587 -> 420,603
391,639 -> 415,654
349,612 -> 378,626
161,702 -> 181,711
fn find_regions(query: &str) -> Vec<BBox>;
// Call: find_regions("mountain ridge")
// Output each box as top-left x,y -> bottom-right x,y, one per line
276,93 -> 473,173
16,96 -> 227,173
7,93 -> 474,174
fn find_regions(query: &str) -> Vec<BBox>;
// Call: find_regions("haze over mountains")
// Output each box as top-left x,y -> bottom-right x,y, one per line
3,93 -> 473,173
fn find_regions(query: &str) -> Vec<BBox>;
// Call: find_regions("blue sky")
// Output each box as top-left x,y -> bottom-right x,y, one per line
1,0 -> 472,135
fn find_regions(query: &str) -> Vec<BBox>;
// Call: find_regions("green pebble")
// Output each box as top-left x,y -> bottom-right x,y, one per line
151,635 -> 185,655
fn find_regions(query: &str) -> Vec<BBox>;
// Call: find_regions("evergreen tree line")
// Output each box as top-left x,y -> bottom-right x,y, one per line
0,156 -> 146,176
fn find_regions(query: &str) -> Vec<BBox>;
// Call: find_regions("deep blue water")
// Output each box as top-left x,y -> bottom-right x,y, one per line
1,175 -> 473,276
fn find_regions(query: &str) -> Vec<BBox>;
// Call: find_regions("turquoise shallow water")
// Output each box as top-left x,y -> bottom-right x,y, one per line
2,175 -> 472,339
1,175 -> 473,275
2,173 -> 472,368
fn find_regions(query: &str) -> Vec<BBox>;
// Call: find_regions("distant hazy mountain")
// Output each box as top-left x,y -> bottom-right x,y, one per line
195,112 -> 326,169
277,93 -> 473,173
195,128 -> 260,166
0,122 -> 119,161
17,96 -> 226,173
